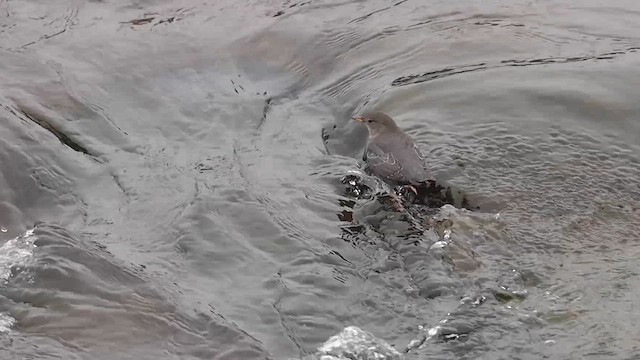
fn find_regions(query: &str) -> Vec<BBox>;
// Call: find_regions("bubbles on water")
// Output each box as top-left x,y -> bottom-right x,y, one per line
0,227 -> 6,233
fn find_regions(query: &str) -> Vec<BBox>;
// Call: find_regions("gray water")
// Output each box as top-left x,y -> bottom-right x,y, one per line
1,0 -> 640,359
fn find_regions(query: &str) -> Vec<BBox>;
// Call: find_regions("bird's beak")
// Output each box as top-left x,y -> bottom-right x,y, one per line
352,116 -> 365,123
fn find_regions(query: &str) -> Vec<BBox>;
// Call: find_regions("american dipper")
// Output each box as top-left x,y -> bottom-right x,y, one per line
352,111 -> 432,197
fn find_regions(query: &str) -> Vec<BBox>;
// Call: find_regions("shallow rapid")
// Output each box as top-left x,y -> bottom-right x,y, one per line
1,0 -> 639,359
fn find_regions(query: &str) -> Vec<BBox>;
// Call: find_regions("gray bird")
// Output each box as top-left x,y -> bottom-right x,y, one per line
352,111 -> 432,196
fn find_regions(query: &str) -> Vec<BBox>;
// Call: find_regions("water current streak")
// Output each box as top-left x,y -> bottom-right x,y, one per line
18,7 -> 78,50
16,107 -> 93,156
348,0 -> 410,24
392,46 -> 640,87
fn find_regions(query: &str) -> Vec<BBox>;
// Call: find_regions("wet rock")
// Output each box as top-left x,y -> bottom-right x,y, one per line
494,288 -> 528,303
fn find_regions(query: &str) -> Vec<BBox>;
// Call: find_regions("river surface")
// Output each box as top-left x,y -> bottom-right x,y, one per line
1,0 -> 640,359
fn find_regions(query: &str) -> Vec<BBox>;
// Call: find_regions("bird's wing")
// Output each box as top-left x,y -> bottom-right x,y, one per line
365,139 -> 431,184
401,143 -> 431,182
364,142 -> 408,183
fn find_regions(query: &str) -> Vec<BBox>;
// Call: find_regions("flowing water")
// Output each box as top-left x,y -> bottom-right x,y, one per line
1,0 -> 639,359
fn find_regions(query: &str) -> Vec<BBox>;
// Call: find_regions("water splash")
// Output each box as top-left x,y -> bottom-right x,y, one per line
340,170 -> 380,199
0,228 -> 36,334
0,314 -> 15,333
404,294 -> 488,352
309,326 -> 402,360
0,228 -> 37,282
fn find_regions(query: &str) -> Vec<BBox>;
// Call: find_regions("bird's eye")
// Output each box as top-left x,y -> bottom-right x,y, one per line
367,120 -> 373,123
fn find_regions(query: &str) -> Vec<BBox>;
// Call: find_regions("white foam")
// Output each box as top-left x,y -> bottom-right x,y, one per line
0,229 -> 36,282
0,228 -> 35,334
317,326 -> 401,359
0,313 -> 15,333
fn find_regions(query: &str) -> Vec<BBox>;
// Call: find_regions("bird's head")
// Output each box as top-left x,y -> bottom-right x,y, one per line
352,111 -> 400,138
